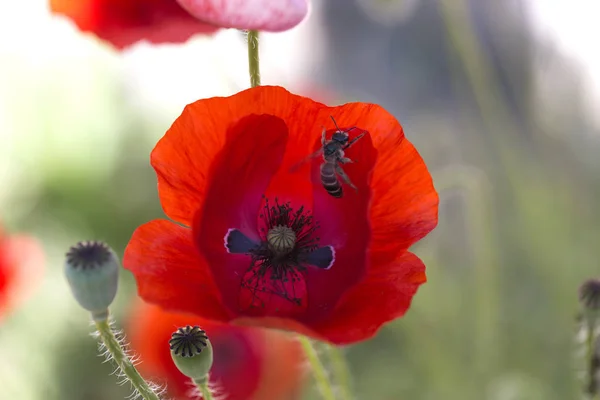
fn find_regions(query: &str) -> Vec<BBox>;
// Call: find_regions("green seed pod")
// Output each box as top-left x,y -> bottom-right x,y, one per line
267,225 -> 296,254
64,241 -> 119,320
170,326 -> 213,384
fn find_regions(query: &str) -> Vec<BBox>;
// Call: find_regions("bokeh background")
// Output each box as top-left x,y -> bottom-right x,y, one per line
1,0 -> 599,399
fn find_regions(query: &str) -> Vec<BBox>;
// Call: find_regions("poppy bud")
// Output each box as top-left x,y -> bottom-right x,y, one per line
580,279 -> 600,312
170,325 -> 214,384
64,241 -> 119,321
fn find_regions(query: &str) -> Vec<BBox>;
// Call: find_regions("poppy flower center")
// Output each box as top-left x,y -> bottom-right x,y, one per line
266,225 -> 296,254
224,198 -> 335,313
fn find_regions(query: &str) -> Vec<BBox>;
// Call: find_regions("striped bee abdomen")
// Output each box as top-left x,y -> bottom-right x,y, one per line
320,161 -> 342,198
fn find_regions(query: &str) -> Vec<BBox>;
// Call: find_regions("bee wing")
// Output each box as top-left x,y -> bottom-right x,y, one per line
288,148 -> 324,173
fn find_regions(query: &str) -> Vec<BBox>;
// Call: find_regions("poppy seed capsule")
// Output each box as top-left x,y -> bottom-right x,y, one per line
64,241 -> 119,321
267,225 -> 297,254
170,326 -> 213,384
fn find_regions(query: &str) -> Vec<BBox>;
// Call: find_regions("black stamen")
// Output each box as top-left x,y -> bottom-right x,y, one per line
232,197 -> 334,311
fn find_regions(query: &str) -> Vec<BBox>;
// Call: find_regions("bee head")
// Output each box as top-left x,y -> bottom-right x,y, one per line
331,130 -> 349,144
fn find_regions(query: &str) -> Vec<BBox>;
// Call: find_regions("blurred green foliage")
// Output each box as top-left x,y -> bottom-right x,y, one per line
1,1 -> 599,399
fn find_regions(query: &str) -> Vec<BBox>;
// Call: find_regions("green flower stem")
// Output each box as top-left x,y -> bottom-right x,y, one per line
247,30 -> 261,88
326,345 -> 352,400
94,318 -> 161,400
195,379 -> 214,400
298,336 -> 336,400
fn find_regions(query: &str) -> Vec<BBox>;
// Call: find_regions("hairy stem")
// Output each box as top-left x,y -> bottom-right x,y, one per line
94,318 -> 161,400
195,379 -> 214,400
298,336 -> 336,400
247,30 -> 261,88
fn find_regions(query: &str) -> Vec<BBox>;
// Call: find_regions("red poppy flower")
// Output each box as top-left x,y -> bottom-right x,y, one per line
123,85 -> 438,345
49,0 -> 219,49
0,224 -> 44,323
127,301 -> 305,400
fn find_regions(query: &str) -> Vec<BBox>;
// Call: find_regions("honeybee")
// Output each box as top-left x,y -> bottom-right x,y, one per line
291,116 -> 366,198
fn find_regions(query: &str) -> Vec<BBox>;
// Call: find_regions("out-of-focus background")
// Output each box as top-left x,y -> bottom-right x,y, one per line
1,0 -> 599,399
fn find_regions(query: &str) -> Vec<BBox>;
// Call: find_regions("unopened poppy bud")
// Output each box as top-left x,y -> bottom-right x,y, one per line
580,279 -> 600,312
64,241 -> 119,321
170,326 -> 213,384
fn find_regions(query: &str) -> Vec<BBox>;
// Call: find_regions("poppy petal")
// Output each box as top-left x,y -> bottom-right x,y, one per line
0,235 -> 44,321
152,89 -> 298,226
154,86 -> 327,226
123,220 -> 230,321
370,138 -> 438,264
301,125 -> 377,322
232,315 -> 326,340
176,0 -> 309,32
193,114 -> 289,316
50,0 -> 218,49
229,253 -> 425,345
312,251 -> 427,345
312,102 -> 439,263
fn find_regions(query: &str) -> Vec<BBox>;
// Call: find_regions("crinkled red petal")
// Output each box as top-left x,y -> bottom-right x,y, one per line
123,219 -> 230,321
312,251 -> 427,344
337,102 -> 439,264
299,102 -> 438,265
151,88 -> 296,226
233,252 -> 426,345
193,115 -> 289,316
302,127 -> 376,323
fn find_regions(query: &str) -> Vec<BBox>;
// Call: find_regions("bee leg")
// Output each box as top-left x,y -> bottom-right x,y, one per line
335,164 -> 358,191
344,132 -> 366,149
339,157 -> 355,164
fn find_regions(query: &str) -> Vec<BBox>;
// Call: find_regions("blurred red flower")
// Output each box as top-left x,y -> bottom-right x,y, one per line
0,224 -> 44,323
49,0 -> 310,50
49,0 -> 219,49
127,301 -> 305,400
123,85 -> 438,345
